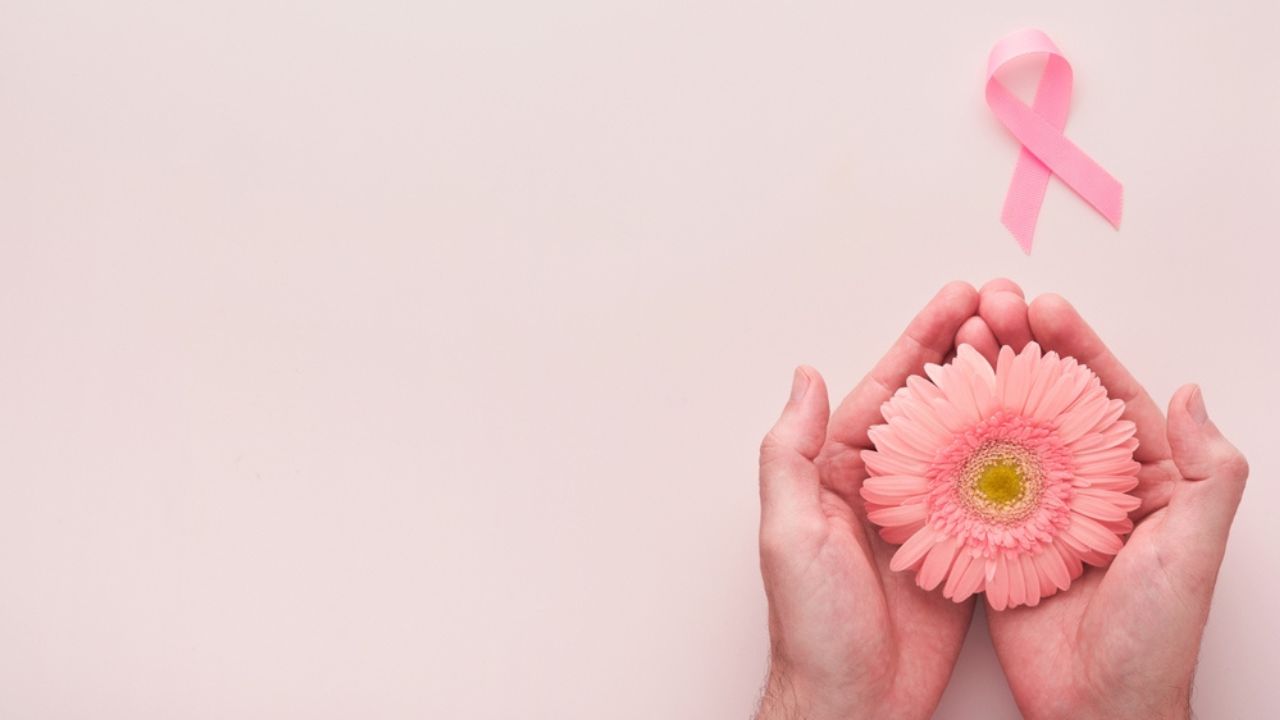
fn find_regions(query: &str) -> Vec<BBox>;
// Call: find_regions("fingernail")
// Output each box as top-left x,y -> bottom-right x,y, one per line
790,367 -> 810,403
1188,385 -> 1209,425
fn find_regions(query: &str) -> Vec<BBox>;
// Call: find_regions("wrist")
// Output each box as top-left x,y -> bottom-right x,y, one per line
1054,702 -> 1190,720
1027,685 -> 1191,720
1085,674 -> 1192,720
755,667 -> 854,720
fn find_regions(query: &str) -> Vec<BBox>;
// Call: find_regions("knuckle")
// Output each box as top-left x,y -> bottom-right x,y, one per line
759,518 -> 824,560
759,430 -> 789,463
1218,448 -> 1250,484
758,524 -> 789,559
759,431 -> 777,458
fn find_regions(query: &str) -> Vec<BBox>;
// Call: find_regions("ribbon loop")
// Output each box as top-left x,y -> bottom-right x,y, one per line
986,29 -> 1123,253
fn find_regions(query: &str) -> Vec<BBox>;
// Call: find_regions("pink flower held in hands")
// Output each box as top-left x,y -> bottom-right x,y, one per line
861,343 -> 1141,610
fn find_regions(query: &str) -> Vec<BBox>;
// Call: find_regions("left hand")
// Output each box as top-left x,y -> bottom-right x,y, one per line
970,285 -> 1248,720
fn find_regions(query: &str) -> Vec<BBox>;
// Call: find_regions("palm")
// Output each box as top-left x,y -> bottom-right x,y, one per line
811,463 -> 974,712
972,289 -> 1238,718
986,508 -> 1178,715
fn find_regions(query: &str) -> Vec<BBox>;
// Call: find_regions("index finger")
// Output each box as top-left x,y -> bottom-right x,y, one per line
1027,293 -> 1171,463
827,281 -> 979,450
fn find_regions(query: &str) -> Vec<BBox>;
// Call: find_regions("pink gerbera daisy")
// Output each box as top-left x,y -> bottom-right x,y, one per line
860,343 -> 1141,610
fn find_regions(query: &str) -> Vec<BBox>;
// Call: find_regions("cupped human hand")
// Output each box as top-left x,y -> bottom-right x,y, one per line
755,282 -> 980,720
970,286 -> 1249,720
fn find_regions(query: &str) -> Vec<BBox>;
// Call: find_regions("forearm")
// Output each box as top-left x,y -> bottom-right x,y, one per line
755,669 -> 845,720
755,670 -> 806,720
1021,678 -> 1192,720
755,665 -> 900,720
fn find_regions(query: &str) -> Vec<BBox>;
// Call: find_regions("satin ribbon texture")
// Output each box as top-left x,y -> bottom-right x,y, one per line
986,29 -> 1123,254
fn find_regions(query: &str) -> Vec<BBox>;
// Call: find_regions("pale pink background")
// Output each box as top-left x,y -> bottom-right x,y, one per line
1,1 -> 1276,718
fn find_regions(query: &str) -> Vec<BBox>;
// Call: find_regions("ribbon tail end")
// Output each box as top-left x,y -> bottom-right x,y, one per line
1092,183 -> 1123,229
1108,204 -> 1123,230
1103,191 -> 1123,229
1002,217 -> 1036,255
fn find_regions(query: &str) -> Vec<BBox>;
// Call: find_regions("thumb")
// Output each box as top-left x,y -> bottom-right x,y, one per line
1162,384 -> 1249,554
759,367 -> 830,533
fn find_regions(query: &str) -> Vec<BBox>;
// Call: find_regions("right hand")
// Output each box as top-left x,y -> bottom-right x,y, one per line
755,282 -> 980,720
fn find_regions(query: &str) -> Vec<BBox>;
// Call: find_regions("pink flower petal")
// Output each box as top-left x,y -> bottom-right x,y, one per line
1006,551 -> 1026,608
1079,475 -> 1140,492
1076,487 -> 1142,512
927,397 -> 974,433
951,553 -> 988,602
986,554 -> 1010,611
918,536 -> 960,591
859,340 -> 1139,608
929,363 -> 983,423
860,449 -> 931,477
1068,418 -> 1135,452
1031,360 -> 1090,422
994,346 -> 1016,403
889,416 -> 949,455
1021,351 -> 1061,416
1002,342 -> 1038,411
943,551 -> 975,599
860,476 -> 929,506
1033,556 -> 1056,597
1074,456 -> 1141,476
867,425 -> 933,462
880,519 -> 925,544
1066,513 -> 1124,554
1057,394 -> 1111,443
890,526 -> 939,572
1020,554 -> 1042,607
1037,546 -> 1072,590
1089,398 -> 1126,435
896,394 -> 956,442
1080,549 -> 1113,567
1071,493 -> 1131,522
957,344 -> 998,393
1056,542 -> 1084,580
906,373 -> 946,404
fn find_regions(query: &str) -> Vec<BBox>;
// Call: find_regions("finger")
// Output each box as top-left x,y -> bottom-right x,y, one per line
827,281 -> 979,450
760,367 -> 830,529
1027,293 -> 1171,464
956,316 -> 1000,366
979,277 -> 1025,299
979,290 -> 1034,351
1163,384 -> 1249,545
1129,462 -> 1176,521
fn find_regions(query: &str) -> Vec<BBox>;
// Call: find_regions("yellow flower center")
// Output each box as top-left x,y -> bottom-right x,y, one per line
975,460 -> 1026,506
956,440 -> 1044,523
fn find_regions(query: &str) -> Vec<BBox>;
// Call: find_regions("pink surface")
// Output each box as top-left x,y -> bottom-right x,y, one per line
0,1 -> 1277,718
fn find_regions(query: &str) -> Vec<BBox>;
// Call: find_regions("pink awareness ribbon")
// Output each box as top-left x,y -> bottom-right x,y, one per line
986,29 -> 1123,253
